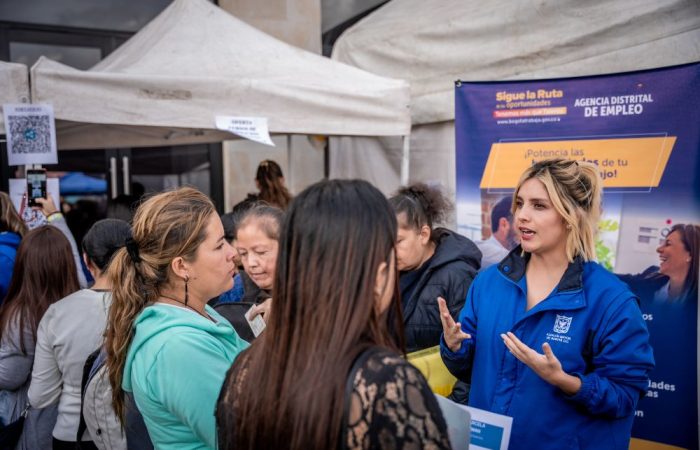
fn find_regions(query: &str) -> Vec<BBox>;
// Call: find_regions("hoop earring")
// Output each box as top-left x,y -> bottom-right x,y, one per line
184,275 -> 189,306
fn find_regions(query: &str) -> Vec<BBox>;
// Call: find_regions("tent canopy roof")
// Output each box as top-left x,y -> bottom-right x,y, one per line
0,61 -> 30,134
332,0 -> 700,125
31,0 -> 410,149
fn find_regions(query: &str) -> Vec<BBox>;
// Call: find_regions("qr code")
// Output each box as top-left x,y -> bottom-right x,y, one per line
7,115 -> 52,154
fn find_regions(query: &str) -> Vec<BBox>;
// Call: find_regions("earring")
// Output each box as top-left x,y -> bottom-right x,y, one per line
184,275 -> 189,306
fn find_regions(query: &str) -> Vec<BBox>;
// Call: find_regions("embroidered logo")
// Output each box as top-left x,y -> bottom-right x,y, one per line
553,315 -> 572,334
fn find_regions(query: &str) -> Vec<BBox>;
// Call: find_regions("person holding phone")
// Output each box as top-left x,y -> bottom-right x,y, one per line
440,159 -> 654,450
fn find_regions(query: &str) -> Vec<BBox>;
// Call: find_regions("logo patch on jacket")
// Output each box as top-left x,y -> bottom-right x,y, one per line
553,315 -> 572,334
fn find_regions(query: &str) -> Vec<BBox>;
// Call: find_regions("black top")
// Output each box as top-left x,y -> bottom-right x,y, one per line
344,350 -> 451,449
400,228 -> 481,352
216,349 -> 451,450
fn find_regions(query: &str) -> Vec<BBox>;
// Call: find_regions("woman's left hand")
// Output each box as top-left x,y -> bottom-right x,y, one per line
501,331 -> 581,395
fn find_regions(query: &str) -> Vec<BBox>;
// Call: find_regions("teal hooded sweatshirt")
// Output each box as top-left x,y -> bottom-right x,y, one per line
123,303 -> 248,449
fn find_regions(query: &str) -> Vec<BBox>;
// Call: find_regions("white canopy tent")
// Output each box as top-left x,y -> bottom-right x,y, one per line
330,0 -> 700,195
0,61 -> 30,134
30,0 -> 411,150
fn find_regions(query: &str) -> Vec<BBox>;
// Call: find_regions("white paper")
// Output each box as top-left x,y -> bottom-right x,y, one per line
215,116 -> 275,146
462,404 -> 512,450
9,178 -> 61,229
436,395 -> 512,450
3,104 -> 58,166
245,304 -> 267,337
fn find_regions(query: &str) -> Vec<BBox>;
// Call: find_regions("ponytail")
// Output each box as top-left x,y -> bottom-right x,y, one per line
105,248 -> 150,422
256,160 -> 292,209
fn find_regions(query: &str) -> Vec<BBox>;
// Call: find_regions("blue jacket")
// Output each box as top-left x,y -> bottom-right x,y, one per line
441,249 -> 654,450
0,231 -> 21,303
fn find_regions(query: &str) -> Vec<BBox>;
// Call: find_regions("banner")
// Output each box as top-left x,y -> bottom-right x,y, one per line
455,63 -> 700,449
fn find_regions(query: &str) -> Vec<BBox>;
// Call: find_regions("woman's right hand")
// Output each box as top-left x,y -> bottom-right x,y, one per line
438,297 -> 471,352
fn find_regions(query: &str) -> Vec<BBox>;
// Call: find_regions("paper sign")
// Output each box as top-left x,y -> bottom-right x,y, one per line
215,116 -> 275,146
463,404 -> 512,450
3,104 -> 58,166
9,178 -> 60,230
435,395 -> 512,450
245,304 -> 267,337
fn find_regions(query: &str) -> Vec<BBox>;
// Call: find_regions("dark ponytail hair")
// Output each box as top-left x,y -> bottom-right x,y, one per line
82,219 -> 132,273
256,160 -> 292,210
217,179 -> 403,450
388,183 -> 452,241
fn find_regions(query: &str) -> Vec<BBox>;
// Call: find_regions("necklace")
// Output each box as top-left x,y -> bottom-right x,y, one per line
158,294 -> 212,321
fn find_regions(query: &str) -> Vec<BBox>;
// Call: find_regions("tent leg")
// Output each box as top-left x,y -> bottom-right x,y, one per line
400,135 -> 410,186
287,134 -> 293,191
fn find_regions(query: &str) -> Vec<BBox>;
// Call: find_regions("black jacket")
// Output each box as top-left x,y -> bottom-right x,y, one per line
401,228 -> 481,352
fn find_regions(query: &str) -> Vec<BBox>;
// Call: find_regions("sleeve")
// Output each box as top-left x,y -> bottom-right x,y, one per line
567,295 -> 655,419
27,308 -> 63,408
0,254 -> 13,301
346,355 -> 451,450
48,215 -> 88,288
148,331 -> 235,449
440,279 -> 478,381
0,321 -> 34,390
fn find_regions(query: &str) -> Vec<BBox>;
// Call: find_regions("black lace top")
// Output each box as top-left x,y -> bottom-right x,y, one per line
345,349 -> 451,450
216,349 -> 451,450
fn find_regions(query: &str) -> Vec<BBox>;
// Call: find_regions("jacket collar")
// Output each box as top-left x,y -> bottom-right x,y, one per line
497,246 -> 585,293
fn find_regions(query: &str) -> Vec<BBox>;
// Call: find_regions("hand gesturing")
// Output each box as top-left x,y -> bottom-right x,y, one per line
438,297 -> 470,352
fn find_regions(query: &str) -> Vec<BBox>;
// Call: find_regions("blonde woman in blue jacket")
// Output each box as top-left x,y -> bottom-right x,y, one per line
440,159 -> 654,450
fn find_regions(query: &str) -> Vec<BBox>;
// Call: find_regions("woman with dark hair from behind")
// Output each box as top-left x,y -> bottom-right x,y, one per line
388,183 -> 481,353
28,219 -> 131,450
253,159 -> 292,209
0,226 -> 80,450
0,192 -> 27,303
216,179 -> 451,450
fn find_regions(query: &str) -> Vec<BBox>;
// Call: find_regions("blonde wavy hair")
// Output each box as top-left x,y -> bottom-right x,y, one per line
105,187 -> 216,422
513,159 -> 602,262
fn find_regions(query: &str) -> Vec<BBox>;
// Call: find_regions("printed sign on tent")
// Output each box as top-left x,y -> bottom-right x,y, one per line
3,104 -> 58,166
215,116 -> 275,146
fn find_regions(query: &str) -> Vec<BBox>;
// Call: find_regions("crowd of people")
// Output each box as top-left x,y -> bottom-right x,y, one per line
0,158 -> 697,449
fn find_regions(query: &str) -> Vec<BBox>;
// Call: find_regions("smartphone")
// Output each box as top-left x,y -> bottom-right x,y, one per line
26,169 -> 47,207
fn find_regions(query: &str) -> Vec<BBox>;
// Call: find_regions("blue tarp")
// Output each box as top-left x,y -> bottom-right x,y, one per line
59,172 -> 107,195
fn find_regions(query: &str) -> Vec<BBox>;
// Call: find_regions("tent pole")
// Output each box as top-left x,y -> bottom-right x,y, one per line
400,135 -> 410,186
287,134 -> 293,191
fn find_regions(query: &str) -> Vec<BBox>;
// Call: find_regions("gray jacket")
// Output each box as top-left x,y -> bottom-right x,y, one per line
0,317 -> 57,450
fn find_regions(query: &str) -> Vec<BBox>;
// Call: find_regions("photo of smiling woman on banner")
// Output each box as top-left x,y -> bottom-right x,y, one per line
440,158 -> 655,450
618,223 -> 699,449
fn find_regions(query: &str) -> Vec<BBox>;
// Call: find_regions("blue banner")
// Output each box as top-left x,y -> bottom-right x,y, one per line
455,63 -> 700,449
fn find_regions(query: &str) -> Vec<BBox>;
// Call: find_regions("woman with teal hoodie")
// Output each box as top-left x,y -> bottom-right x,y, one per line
105,187 -> 248,450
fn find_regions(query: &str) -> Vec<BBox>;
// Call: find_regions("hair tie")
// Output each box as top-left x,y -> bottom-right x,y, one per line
125,237 -> 141,263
